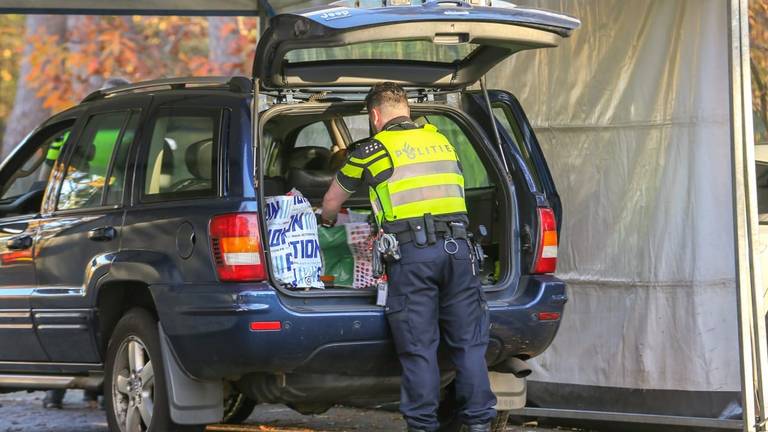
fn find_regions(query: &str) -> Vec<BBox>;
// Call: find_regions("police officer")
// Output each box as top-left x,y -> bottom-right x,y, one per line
44,131 -> 68,166
321,82 -> 496,432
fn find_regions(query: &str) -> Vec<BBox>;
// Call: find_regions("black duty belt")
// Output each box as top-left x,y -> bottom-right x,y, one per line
394,226 -> 450,245
388,216 -> 469,246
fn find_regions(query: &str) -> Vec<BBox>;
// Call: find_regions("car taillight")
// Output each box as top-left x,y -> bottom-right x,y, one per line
532,207 -> 558,274
210,213 -> 267,282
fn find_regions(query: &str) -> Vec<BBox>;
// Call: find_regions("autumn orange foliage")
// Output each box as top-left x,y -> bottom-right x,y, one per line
0,16 -> 22,119
26,16 -> 257,112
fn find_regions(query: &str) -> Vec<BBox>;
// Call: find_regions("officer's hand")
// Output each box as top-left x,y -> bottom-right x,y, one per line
316,212 -> 336,228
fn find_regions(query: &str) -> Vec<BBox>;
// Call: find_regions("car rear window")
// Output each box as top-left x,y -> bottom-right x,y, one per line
285,40 -> 478,64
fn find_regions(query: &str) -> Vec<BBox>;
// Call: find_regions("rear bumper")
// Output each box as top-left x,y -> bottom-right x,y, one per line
151,275 -> 566,380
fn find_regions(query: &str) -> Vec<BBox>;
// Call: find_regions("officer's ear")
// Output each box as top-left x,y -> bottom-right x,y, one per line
372,107 -> 389,133
369,107 -> 380,133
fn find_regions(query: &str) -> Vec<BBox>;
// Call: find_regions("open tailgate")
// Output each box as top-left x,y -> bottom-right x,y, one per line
254,1 -> 580,90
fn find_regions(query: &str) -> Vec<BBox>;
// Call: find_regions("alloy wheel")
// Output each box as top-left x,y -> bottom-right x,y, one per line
112,336 -> 155,432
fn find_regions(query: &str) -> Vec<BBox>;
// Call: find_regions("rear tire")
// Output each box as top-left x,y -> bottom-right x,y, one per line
491,410 -> 510,432
104,308 -> 205,432
222,385 -> 257,424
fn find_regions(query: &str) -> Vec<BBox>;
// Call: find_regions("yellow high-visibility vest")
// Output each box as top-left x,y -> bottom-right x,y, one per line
369,124 -> 467,224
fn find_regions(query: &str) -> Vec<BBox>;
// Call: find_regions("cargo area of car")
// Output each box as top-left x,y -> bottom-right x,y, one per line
258,101 -> 513,296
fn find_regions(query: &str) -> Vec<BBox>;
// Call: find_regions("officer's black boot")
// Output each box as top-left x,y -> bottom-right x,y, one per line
466,423 -> 491,432
406,428 -> 428,432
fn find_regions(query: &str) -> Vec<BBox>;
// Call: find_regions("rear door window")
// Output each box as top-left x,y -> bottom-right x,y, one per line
340,113 -> 491,189
419,114 -> 492,189
142,108 -> 221,201
56,112 -> 130,210
295,121 -> 333,149
343,115 -> 371,142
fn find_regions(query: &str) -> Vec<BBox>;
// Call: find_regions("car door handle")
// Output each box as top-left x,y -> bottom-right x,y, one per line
6,235 -> 32,250
88,226 -> 117,242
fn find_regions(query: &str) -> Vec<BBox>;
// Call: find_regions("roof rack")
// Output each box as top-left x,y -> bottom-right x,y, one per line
81,76 -> 252,103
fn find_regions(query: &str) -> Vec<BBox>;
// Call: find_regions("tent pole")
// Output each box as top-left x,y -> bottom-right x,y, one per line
729,0 -> 768,430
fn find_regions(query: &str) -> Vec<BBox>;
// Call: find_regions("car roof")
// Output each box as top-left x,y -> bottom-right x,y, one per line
79,76 -> 252,105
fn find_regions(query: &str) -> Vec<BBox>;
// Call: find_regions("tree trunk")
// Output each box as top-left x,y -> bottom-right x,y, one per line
1,15 -> 67,159
208,17 -> 241,75
65,16 -> 98,98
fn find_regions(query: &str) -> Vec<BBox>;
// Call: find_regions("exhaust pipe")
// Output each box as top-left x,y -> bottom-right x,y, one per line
493,357 -> 532,378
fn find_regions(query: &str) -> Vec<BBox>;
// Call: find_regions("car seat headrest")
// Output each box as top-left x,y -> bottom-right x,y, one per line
185,139 -> 213,180
285,168 -> 335,199
287,146 -> 331,171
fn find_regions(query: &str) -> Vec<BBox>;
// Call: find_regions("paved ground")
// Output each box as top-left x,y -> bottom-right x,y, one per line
0,391 -> 571,432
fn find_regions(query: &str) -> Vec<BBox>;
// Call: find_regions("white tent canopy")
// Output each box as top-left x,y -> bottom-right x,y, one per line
491,1 -> 766,430
498,0 -> 737,392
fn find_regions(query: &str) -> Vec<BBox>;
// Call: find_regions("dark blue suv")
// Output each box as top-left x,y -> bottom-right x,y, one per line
0,2 -> 577,431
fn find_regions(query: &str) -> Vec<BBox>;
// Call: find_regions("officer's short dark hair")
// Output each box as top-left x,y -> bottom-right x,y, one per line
365,82 -> 408,112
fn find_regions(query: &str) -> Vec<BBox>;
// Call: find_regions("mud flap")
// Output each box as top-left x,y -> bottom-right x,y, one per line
159,324 -> 224,425
489,372 -> 526,410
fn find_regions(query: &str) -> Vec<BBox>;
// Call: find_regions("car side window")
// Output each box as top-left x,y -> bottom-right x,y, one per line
420,115 -> 492,189
295,121 -> 333,149
57,112 -> 130,211
343,115 -> 371,142
0,124 -> 73,217
1,129 -> 70,201
491,103 -> 543,190
142,108 -> 220,200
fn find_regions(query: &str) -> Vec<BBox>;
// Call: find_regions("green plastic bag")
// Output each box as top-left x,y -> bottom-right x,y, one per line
318,225 -> 355,288
317,217 -> 380,289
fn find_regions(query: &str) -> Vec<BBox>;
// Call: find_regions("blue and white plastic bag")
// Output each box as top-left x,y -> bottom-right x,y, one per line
264,191 -> 324,289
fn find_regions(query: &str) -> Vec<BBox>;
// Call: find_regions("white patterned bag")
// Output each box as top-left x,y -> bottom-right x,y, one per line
264,191 -> 324,289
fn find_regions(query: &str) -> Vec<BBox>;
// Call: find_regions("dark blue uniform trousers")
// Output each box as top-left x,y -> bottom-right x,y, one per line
385,239 -> 497,431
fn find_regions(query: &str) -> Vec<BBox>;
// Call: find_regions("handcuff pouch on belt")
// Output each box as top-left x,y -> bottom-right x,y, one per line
468,232 -> 486,270
445,220 -> 486,273
372,231 -> 400,278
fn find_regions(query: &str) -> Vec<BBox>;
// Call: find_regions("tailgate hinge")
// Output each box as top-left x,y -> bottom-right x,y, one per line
277,90 -> 298,104
417,89 -> 437,103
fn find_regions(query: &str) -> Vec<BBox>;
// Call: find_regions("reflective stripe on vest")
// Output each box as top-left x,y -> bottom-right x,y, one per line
370,124 -> 467,224
46,134 -> 68,162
